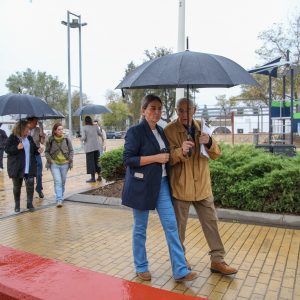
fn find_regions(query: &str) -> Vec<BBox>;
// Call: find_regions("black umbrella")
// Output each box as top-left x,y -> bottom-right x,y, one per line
0,93 -> 57,117
73,104 -> 112,116
116,50 -> 258,90
12,108 -> 65,121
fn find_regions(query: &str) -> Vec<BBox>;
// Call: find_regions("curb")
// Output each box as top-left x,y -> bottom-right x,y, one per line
65,193 -> 300,229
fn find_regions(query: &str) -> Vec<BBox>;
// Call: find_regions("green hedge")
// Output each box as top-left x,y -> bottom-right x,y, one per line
210,144 -> 300,213
99,144 -> 300,213
99,147 -> 125,181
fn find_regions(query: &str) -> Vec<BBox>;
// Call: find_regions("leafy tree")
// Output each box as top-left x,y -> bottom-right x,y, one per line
102,91 -> 130,130
234,12 -> 300,105
6,68 -> 68,113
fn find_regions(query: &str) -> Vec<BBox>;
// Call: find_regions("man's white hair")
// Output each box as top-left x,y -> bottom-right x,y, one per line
176,98 -> 196,108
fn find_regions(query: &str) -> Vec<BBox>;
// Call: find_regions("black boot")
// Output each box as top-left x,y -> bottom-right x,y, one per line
86,174 -> 96,183
27,201 -> 35,212
15,200 -> 20,213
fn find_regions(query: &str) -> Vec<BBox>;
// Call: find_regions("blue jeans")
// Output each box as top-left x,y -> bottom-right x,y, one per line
35,154 -> 43,193
132,177 -> 189,279
50,163 -> 69,202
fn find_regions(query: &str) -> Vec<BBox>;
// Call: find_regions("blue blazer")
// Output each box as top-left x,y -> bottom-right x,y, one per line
122,119 -> 170,210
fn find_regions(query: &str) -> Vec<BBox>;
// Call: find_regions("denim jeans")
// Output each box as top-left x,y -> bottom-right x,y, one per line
50,163 -> 69,202
35,154 -> 43,193
132,177 -> 189,279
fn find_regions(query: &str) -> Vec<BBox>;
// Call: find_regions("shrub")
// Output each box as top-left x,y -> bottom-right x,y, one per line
99,147 -> 125,181
210,144 -> 300,213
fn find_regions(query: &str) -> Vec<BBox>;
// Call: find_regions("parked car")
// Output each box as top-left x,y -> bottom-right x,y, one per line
106,131 -> 125,139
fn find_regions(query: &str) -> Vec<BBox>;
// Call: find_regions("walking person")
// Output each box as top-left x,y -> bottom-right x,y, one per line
45,123 -> 73,208
0,123 -> 8,172
81,116 -> 103,182
164,98 -> 237,275
93,119 -> 106,155
5,120 -> 40,212
122,94 -> 197,282
27,117 -> 45,199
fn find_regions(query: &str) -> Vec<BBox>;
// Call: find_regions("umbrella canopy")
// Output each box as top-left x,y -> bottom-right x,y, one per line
12,108 -> 65,121
116,50 -> 258,89
73,104 -> 112,116
0,93 -> 57,118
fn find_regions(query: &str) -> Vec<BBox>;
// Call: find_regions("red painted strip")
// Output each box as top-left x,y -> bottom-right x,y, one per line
0,245 -> 206,300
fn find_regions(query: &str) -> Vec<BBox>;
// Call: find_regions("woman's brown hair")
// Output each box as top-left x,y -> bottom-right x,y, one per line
13,121 -> 28,137
52,122 -> 63,136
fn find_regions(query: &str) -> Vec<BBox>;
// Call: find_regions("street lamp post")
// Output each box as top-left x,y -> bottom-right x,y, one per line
61,11 -> 87,138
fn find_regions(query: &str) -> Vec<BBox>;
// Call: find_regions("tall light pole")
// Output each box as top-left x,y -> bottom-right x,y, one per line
61,11 -> 87,138
176,0 -> 185,101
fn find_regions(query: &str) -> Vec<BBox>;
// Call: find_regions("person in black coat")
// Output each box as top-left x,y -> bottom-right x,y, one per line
122,94 -> 197,282
0,123 -> 8,171
5,120 -> 40,212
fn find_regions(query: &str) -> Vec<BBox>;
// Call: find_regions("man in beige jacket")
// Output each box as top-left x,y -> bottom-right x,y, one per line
164,98 -> 237,276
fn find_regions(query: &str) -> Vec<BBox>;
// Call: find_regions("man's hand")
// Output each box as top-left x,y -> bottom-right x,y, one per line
38,147 -> 44,154
199,133 -> 210,145
182,141 -> 194,156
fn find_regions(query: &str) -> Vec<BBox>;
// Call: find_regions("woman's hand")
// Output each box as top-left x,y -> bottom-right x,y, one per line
155,153 -> 170,164
17,142 -> 23,150
182,141 -> 194,156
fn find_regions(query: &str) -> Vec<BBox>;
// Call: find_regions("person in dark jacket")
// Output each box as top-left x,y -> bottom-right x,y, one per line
0,123 -> 8,172
5,120 -> 40,212
122,94 -> 197,283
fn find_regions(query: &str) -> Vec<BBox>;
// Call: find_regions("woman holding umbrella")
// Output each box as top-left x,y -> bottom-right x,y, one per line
5,120 -> 40,212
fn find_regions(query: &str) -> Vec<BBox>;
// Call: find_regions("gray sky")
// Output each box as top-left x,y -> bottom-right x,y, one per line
0,0 -> 298,107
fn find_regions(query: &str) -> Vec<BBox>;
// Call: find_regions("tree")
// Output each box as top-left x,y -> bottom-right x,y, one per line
234,12 -> 300,105
6,68 -> 68,113
102,91 -> 130,130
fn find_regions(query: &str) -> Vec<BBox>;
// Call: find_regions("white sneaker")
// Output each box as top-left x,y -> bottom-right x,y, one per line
56,201 -> 63,208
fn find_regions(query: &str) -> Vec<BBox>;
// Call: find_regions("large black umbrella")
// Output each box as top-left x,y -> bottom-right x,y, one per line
0,93 -> 57,118
116,50 -> 257,90
73,104 -> 112,116
12,108 -> 65,121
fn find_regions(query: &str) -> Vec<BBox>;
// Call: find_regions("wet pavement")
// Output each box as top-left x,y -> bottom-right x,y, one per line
0,138 -> 299,299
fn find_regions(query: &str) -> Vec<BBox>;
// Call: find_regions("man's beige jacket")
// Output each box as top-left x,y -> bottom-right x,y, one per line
164,118 -> 221,201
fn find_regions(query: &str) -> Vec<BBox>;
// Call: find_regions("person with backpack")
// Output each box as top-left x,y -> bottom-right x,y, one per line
0,123 -> 8,172
45,122 -> 73,208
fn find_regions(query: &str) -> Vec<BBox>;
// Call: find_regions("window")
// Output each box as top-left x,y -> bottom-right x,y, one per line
237,129 -> 244,133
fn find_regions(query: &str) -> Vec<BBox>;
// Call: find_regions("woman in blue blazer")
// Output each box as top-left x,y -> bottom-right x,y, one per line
122,94 -> 197,282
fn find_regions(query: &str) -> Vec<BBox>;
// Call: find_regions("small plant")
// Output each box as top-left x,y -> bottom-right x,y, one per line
99,147 -> 125,181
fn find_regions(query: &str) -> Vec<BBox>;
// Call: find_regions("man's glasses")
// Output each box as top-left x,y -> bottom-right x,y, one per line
176,108 -> 195,114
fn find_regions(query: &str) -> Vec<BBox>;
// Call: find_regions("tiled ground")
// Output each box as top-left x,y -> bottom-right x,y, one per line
0,203 -> 299,300
0,137 -> 299,299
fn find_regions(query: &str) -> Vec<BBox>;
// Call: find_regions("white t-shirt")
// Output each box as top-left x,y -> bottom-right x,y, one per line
152,129 -> 167,177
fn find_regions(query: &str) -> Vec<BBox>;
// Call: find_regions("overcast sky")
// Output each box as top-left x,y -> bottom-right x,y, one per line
0,0 -> 299,107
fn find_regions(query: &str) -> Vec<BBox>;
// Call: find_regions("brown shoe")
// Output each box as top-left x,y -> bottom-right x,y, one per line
136,271 -> 151,281
175,271 -> 197,282
210,261 -> 238,275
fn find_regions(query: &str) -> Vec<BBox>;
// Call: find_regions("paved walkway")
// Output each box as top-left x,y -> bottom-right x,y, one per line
0,138 -> 299,299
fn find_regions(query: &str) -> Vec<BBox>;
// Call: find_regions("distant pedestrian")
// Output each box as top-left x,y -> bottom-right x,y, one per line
45,123 -> 73,208
0,123 -> 8,172
27,117 -> 45,199
5,120 -> 40,212
81,116 -> 103,182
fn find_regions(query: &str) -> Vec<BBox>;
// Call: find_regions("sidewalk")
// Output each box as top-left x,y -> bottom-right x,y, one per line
0,139 -> 299,299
